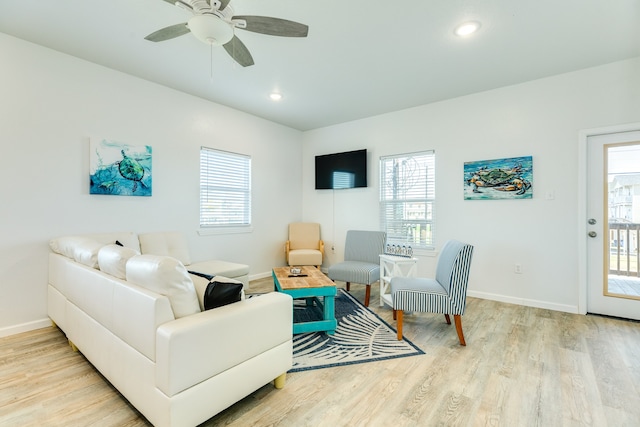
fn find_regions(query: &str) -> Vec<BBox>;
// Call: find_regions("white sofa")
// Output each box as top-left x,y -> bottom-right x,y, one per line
48,231 -> 293,427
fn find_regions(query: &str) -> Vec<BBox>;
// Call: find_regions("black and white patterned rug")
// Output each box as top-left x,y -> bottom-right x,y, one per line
290,289 -> 424,372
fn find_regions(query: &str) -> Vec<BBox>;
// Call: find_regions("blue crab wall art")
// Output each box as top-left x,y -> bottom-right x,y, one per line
464,156 -> 532,200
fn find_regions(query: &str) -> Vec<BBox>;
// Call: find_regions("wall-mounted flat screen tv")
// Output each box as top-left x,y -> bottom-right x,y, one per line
315,149 -> 367,190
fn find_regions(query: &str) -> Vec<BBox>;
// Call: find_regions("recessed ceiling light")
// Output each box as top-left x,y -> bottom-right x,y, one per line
454,21 -> 481,37
270,93 -> 283,101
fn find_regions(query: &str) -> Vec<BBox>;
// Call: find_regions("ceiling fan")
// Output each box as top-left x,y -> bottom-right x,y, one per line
145,0 -> 309,67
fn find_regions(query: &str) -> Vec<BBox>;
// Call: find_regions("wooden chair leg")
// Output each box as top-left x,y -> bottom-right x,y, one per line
453,314 -> 466,346
396,310 -> 404,340
393,309 -> 397,320
346,282 -> 351,291
364,285 -> 371,307
444,314 -> 451,324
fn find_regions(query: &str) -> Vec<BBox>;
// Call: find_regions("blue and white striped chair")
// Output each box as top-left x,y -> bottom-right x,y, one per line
391,240 -> 474,345
328,230 -> 387,307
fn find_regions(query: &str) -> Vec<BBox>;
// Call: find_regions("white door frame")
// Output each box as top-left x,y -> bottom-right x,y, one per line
578,122 -> 640,315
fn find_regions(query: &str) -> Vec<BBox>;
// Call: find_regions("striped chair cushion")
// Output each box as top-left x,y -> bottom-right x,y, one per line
391,277 -> 449,312
390,240 -> 474,315
328,261 -> 380,285
327,230 -> 386,285
344,230 -> 386,264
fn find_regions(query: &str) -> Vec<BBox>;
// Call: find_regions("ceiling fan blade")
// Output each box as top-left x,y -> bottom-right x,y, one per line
234,16 -> 308,37
218,0 -> 231,11
223,36 -> 254,67
144,23 -> 190,42
162,0 -> 194,9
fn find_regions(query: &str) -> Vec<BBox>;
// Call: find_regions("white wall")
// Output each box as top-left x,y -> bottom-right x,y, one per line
2,30 -> 639,337
0,33 -> 303,336
302,56 -> 640,313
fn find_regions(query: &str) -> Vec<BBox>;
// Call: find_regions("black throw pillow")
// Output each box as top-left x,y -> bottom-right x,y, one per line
203,280 -> 243,310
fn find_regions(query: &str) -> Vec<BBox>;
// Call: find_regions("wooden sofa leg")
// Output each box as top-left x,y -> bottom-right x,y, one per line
396,310 -> 404,340
364,285 -> 371,307
69,340 -> 78,352
274,373 -> 287,389
454,315 -> 466,346
346,282 -> 351,291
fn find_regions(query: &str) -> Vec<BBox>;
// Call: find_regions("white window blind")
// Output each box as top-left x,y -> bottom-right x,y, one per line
380,151 -> 435,248
200,147 -> 251,227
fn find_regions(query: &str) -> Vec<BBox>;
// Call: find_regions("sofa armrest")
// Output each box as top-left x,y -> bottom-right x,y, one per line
155,292 -> 293,397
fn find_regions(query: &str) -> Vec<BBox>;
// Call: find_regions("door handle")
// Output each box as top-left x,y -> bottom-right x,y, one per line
588,231 -> 597,238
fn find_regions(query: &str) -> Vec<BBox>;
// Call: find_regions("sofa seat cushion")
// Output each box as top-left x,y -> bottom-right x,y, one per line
126,255 -> 200,318
188,260 -> 249,280
288,249 -> 323,266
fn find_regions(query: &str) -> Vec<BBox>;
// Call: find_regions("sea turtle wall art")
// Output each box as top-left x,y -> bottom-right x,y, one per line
90,138 -> 152,196
464,156 -> 532,200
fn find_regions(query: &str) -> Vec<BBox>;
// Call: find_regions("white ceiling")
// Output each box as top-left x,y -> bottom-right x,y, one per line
1,0 -> 639,131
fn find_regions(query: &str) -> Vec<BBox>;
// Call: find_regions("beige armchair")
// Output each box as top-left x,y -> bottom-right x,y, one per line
285,222 -> 324,267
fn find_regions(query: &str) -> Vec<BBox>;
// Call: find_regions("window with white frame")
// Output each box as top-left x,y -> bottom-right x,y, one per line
379,151 -> 435,249
199,147 -> 251,228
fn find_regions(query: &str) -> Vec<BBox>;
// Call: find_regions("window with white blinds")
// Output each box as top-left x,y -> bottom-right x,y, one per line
379,151 -> 435,249
200,147 -> 251,228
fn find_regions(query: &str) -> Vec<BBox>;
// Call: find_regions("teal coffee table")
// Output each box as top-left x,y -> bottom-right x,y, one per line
272,266 -> 337,335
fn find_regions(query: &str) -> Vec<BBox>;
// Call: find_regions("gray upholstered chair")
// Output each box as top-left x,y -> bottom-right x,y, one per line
391,240 -> 474,345
285,222 -> 324,267
328,230 -> 387,307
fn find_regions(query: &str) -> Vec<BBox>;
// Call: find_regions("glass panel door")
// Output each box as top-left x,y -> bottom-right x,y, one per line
606,143 -> 640,299
586,131 -> 640,320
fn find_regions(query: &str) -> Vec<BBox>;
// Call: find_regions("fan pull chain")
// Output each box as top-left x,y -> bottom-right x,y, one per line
210,43 -> 214,80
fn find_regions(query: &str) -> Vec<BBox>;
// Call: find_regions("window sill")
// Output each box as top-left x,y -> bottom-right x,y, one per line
412,248 -> 438,257
198,226 -> 253,236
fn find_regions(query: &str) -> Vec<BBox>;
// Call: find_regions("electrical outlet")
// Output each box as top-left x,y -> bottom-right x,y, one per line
514,264 -> 522,274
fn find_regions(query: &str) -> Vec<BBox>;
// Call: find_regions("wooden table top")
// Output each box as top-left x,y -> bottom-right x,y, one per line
272,266 -> 335,290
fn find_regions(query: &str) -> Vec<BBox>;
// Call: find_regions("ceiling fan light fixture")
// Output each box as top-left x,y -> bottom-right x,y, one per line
188,15 -> 234,46
454,21 -> 481,37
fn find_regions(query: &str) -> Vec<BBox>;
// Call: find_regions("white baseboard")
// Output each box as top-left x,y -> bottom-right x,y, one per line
247,274 -> 580,314
467,290 -> 580,314
0,318 -> 52,338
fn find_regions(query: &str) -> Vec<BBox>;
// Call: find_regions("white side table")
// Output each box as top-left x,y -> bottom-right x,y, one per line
379,254 -> 418,307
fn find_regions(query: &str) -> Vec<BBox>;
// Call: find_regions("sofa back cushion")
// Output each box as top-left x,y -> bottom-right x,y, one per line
139,232 -> 191,265
84,232 -> 141,252
98,244 -> 139,279
126,254 -> 200,318
289,222 -> 321,250
50,232 -> 142,268
49,236 -> 103,268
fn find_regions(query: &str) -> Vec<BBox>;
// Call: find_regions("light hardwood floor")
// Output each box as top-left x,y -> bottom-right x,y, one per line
2,277 -> 640,427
